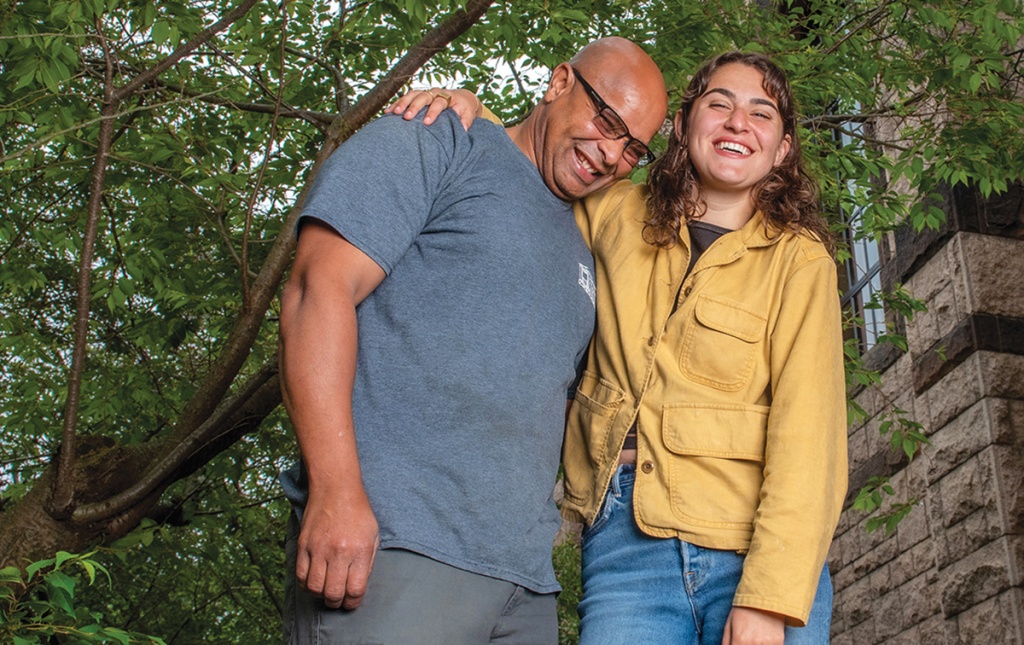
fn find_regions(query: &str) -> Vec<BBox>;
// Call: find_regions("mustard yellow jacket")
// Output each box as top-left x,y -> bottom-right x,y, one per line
562,181 -> 848,626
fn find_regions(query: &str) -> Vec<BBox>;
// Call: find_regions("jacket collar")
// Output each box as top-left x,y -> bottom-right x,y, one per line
685,210 -> 783,271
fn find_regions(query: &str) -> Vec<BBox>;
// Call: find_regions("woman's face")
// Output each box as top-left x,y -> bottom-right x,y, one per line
684,62 -> 792,199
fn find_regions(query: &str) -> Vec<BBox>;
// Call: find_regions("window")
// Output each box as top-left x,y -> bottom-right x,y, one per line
841,207 -> 884,352
836,127 -> 884,353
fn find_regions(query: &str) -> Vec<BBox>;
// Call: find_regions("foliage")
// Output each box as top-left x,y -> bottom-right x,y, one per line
0,549 -> 165,644
0,0 -> 1022,641
553,539 -> 583,645
844,288 -> 930,534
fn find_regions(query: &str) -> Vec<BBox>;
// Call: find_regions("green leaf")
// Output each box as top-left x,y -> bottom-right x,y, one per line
25,557 -> 55,581
101,627 -> 132,645
54,550 -> 75,568
45,570 -> 77,598
152,19 -> 171,46
0,565 -> 24,583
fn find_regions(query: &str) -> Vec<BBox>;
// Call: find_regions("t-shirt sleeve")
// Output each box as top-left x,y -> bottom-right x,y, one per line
299,113 -> 457,275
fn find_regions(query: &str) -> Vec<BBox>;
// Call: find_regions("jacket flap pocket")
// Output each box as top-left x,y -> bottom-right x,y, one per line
662,403 -> 769,461
694,294 -> 766,343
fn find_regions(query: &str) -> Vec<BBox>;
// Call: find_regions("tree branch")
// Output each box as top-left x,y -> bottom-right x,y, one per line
67,0 -> 497,527
169,0 -> 496,444
47,0 -> 263,520
241,4 -> 291,311
71,361 -> 280,524
49,17 -> 118,520
112,0 -> 262,104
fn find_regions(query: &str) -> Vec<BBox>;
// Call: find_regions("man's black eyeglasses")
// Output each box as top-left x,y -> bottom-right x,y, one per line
571,67 -> 655,168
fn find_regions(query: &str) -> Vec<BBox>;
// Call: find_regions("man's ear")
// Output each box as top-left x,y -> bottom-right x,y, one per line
542,62 -> 574,104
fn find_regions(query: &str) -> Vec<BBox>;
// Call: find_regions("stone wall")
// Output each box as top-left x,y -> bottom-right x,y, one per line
830,184 -> 1024,643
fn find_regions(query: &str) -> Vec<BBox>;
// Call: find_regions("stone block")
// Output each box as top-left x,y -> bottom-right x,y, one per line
939,537 -> 1014,617
906,244 -> 953,303
874,590 -> 904,640
1010,535 -> 1024,586
992,445 -> 1024,533
935,452 -> 995,528
891,538 -> 937,588
957,232 -> 1024,318
909,282 -> 964,357
834,560 -> 858,594
979,351 -> 1024,400
896,495 -> 931,551
991,398 -> 1024,444
878,354 -> 914,411
925,399 -> 993,483
918,613 -> 958,644
900,570 -> 942,629
886,628 -> 923,645
830,598 -> 847,636
830,630 -> 854,645
848,425 -> 871,477
833,525 -> 861,571
851,531 -> 900,578
870,565 -> 894,596
919,354 -> 985,431
846,612 -> 876,643
843,575 -> 877,626
931,286 -> 966,343
906,294 -> 941,358
955,588 -> 1024,644
852,381 -> 883,425
835,504 -> 854,536
937,510 -> 1003,572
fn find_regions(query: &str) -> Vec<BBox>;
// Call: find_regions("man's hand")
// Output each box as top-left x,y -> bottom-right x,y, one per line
385,88 -> 481,130
296,488 -> 380,610
722,606 -> 786,645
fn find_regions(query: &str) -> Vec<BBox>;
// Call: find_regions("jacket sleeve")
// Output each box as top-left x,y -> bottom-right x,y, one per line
573,180 -> 639,250
732,249 -> 848,626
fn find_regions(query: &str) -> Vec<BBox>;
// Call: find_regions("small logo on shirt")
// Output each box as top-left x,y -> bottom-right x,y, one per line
578,264 -> 596,306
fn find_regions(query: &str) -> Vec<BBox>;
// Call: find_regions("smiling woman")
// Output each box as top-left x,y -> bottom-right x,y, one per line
559,51 -> 846,645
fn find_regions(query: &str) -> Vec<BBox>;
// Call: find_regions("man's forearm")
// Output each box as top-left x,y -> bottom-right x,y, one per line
280,278 -> 365,494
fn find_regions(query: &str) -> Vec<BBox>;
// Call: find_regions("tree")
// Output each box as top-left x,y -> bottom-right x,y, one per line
1,0 -> 1021,641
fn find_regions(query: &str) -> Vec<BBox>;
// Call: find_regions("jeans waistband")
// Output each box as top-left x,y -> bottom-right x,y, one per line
609,463 -> 636,497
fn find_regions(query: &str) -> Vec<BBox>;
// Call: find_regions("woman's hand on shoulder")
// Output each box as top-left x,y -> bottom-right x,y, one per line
721,606 -> 785,645
385,88 -> 482,130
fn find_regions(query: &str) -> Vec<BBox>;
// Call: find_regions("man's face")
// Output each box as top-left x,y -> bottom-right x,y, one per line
536,64 -> 664,201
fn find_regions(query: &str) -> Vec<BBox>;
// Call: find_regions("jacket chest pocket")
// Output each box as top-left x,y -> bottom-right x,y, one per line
679,294 -> 766,392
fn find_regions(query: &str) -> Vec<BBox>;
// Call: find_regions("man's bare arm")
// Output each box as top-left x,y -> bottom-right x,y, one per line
279,221 -> 386,610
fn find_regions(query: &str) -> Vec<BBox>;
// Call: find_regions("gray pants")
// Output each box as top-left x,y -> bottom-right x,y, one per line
284,514 -> 558,645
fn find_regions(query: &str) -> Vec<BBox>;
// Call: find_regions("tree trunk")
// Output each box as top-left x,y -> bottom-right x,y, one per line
0,0 -> 495,571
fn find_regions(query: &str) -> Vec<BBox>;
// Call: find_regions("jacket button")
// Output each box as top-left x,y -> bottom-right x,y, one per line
640,460 -> 654,474
647,336 -> 656,347
683,286 -> 692,297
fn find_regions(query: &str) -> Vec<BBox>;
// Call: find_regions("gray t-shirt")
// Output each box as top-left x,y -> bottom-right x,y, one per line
281,112 -> 596,593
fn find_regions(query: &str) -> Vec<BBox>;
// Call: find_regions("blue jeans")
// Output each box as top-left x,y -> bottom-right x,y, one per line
578,465 -> 832,644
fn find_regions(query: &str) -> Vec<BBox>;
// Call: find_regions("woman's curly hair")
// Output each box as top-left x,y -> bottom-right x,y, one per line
644,51 -> 832,253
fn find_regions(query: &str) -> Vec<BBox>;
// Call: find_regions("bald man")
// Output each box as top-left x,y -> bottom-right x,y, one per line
280,38 -> 667,645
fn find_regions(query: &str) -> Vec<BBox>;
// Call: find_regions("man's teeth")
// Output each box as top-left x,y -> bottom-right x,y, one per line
578,152 -> 597,175
716,141 -> 751,155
